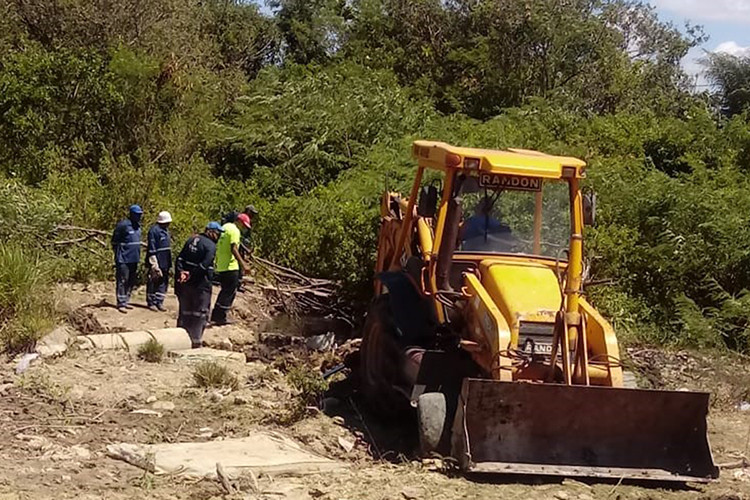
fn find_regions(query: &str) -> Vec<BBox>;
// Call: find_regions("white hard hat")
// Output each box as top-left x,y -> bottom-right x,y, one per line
157,211 -> 172,224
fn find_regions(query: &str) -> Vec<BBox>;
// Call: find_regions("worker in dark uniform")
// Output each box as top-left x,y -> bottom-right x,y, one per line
240,205 -> 258,257
175,222 -> 223,348
220,204 -> 258,257
111,205 -> 143,313
146,211 -> 172,312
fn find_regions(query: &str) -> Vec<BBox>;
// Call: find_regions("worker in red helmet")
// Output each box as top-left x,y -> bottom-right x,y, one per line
210,213 -> 251,325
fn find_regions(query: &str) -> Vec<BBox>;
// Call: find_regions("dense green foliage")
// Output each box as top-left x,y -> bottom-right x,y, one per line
3,0 -> 750,353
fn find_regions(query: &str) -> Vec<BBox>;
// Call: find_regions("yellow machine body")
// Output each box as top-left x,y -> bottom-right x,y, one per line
366,141 -> 717,482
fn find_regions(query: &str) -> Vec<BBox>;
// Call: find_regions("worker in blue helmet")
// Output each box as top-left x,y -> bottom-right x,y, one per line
175,222 -> 223,347
111,205 -> 143,312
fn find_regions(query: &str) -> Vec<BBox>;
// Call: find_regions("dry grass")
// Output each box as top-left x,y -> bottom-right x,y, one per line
137,339 -> 165,363
0,244 -> 55,353
192,361 -> 239,390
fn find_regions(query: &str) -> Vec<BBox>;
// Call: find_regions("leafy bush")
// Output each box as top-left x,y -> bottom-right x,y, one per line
0,48 -> 123,183
286,364 -> 328,406
0,180 -> 64,240
265,364 -> 328,425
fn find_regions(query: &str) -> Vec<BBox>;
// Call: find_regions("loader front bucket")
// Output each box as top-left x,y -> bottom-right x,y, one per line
451,379 -> 718,483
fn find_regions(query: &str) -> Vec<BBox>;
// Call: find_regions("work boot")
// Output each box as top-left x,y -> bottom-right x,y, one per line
156,305 -> 167,312
148,305 -> 159,312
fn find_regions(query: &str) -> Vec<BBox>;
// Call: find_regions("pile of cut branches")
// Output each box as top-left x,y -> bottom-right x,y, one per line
250,255 -> 351,324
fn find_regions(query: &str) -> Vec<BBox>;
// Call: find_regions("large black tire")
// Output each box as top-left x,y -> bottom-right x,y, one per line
359,296 -> 408,418
417,392 -> 448,456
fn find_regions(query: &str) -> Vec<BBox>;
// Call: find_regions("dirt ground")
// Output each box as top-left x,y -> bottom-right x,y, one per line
3,282 -> 750,499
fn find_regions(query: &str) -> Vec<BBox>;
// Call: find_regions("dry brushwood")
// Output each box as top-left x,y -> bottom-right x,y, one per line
216,462 -> 236,494
52,225 -> 145,251
249,254 -> 351,323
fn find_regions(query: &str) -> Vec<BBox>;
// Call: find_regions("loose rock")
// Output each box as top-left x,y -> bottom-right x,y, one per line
401,487 -> 422,500
15,353 -> 40,374
71,445 -> 92,460
131,409 -> 163,418
337,436 -> 355,453
36,326 -> 74,358
151,401 -> 175,411
306,332 -> 336,352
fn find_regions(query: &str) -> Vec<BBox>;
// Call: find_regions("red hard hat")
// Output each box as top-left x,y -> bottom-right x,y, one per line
236,213 -> 251,229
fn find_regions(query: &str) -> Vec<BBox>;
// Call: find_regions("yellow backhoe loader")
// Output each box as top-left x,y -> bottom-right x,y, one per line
360,141 -> 718,482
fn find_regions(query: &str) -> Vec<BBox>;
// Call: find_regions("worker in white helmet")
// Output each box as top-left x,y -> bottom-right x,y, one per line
146,211 -> 173,311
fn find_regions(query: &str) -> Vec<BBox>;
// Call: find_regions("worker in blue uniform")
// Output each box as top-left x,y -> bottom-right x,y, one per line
111,205 -> 143,313
175,222 -> 223,348
146,211 -> 173,312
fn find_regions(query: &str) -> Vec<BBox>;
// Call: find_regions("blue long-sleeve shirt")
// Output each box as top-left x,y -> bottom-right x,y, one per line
112,219 -> 142,264
147,224 -> 172,270
175,234 -> 217,292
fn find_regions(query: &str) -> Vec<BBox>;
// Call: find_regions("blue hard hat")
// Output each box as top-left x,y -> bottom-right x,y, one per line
129,204 -> 143,214
206,221 -> 225,232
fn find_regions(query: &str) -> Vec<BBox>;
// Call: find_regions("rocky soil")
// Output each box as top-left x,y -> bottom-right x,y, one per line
2,282 -> 750,499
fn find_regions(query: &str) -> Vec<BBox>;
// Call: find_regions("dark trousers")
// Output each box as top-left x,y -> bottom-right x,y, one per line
177,286 -> 212,347
210,270 -> 241,324
115,263 -> 138,307
146,269 -> 169,307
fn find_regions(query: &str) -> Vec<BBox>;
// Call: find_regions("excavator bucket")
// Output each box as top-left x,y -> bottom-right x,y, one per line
451,379 -> 718,483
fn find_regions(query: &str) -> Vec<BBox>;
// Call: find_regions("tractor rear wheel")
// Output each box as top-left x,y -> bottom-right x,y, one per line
359,296 -> 408,418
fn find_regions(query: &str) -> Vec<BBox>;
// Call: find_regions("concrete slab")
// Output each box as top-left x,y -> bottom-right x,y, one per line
148,328 -> 192,352
169,347 -> 247,363
106,432 -> 343,478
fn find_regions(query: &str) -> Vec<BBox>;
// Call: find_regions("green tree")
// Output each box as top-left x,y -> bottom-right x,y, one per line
0,48 -> 122,183
202,0 -> 279,77
267,0 -> 348,64
208,62 -> 431,196
344,0 -> 703,118
702,52 -> 750,117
